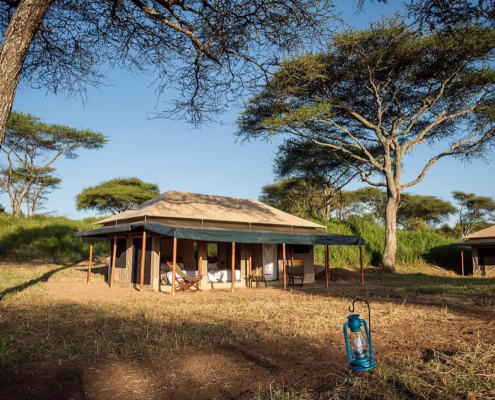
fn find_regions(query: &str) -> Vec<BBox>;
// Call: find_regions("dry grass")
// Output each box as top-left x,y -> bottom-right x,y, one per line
0,263 -> 494,399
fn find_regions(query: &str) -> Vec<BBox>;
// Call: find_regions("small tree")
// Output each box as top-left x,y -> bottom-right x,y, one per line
23,167 -> 61,215
259,178 -> 326,219
0,111 -> 107,216
453,191 -> 495,237
77,177 -> 160,215
397,194 -> 455,230
333,187 -> 386,221
238,18 -> 495,271
274,138 -> 359,219
0,166 -> 61,216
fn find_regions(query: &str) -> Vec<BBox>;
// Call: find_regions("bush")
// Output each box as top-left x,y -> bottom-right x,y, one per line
0,214 -> 108,263
314,216 -> 465,269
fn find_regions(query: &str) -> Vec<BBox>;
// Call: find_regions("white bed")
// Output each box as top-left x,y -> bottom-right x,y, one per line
160,263 -> 241,284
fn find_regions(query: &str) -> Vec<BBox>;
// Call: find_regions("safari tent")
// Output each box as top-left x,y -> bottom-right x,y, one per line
75,190 -> 365,292
453,225 -> 495,277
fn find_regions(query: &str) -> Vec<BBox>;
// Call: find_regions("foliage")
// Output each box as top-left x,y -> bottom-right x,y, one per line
452,191 -> 495,237
273,138 -> 359,218
0,0 -> 333,126
313,216 -> 463,271
0,213 -> 108,263
0,167 -> 61,216
76,177 -> 160,215
238,16 -> 495,271
260,178 -> 328,220
332,187 -> 386,221
0,111 -> 107,216
397,194 -> 456,230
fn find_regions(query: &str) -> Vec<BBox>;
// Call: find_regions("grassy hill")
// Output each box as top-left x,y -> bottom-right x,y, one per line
0,214 -> 108,263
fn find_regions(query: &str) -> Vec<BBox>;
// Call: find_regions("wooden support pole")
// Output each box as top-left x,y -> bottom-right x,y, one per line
231,242 -> 236,293
283,243 -> 287,290
248,244 -> 252,287
172,236 -> 177,296
325,245 -> 329,288
87,237 -> 93,284
198,241 -> 203,288
360,246 -> 364,285
461,248 -> 464,277
140,230 -> 146,292
110,235 -> 117,288
291,244 -> 294,268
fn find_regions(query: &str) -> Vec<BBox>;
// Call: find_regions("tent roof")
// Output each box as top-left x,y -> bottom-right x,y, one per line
75,222 -> 365,246
97,190 -> 324,229
463,224 -> 495,240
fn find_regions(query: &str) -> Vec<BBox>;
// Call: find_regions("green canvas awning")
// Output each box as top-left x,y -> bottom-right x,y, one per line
75,222 -> 365,246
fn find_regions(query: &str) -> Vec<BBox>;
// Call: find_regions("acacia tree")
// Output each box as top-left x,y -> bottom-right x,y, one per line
0,111 -> 106,216
237,18 -> 495,271
259,178 -> 326,219
274,138 -> 359,219
22,167 -> 60,215
397,193 -> 455,230
0,166 -> 61,216
453,191 -> 495,237
76,177 -> 160,215
332,187 -> 386,221
0,0 -> 333,144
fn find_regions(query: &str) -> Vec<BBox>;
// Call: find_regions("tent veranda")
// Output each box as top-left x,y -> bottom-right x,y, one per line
75,190 -> 366,293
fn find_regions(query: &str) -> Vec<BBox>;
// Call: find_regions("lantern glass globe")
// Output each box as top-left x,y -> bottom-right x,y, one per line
349,329 -> 369,359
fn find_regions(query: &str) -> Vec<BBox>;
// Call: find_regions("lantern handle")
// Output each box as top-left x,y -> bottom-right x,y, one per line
348,298 -> 371,345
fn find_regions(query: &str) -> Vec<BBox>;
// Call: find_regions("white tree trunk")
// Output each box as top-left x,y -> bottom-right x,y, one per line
382,194 -> 399,272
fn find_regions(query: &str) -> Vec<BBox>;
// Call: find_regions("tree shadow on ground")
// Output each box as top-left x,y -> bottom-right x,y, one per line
0,264 -> 72,300
0,301 -> 346,400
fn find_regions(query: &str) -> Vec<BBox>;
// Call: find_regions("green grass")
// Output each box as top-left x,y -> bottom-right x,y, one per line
364,266 -> 495,297
0,213 -> 108,263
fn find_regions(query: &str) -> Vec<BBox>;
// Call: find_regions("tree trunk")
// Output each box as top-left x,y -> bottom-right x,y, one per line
382,194 -> 399,272
0,0 -> 54,144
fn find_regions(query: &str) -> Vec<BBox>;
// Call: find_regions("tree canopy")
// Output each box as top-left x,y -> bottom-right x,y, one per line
238,17 -> 495,271
273,138 -> 359,218
0,0 -> 333,148
76,177 -> 160,215
397,194 -> 456,230
453,191 -> 495,237
0,111 -> 106,216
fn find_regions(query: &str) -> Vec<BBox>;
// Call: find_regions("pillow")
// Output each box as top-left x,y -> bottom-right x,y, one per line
207,262 -> 218,270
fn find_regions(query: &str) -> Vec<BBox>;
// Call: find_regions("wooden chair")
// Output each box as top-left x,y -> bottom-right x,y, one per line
288,260 -> 305,286
166,261 -> 202,292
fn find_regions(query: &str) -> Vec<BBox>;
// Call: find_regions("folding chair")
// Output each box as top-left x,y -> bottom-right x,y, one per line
288,260 -> 305,286
166,261 -> 202,292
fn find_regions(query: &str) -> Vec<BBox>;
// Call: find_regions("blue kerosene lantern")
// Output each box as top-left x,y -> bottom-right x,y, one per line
343,300 -> 376,372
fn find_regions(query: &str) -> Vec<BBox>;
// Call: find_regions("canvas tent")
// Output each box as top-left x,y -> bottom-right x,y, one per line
452,224 -> 495,277
76,190 -> 365,292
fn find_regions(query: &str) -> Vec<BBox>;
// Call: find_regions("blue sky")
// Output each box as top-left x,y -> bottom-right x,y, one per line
3,0 -> 494,222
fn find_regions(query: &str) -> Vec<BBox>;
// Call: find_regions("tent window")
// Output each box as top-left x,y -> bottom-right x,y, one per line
293,245 -> 310,254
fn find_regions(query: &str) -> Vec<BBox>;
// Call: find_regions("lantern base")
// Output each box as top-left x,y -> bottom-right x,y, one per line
349,357 -> 376,372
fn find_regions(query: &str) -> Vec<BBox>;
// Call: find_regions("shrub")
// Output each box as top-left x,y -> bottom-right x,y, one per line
0,214 -> 108,263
